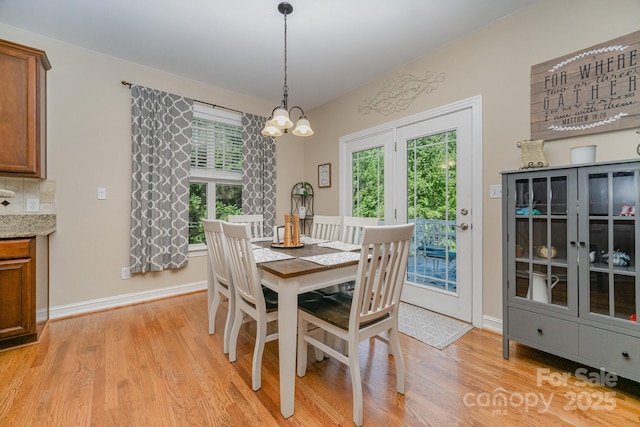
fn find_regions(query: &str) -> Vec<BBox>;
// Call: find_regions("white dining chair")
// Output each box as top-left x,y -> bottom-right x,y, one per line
296,223 -> 415,427
310,215 -> 341,241
227,214 -> 265,239
340,216 -> 379,244
317,216 -> 379,297
222,221 -> 278,391
223,221 -> 324,390
203,219 -> 235,355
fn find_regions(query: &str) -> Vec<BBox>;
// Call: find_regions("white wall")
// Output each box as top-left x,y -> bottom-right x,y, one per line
303,0 -> 640,322
0,24 -> 304,313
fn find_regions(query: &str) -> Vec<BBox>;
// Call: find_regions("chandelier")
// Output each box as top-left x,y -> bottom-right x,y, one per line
261,2 -> 314,138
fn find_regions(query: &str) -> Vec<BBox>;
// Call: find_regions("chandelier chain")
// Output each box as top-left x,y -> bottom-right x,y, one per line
282,11 -> 289,106
261,3 -> 313,137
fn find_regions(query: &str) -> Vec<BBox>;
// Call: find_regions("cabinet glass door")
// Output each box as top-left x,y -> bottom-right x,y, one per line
511,171 -> 577,314
581,167 -> 640,329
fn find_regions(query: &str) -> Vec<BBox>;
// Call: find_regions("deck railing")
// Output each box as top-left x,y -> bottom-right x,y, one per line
411,218 -> 456,261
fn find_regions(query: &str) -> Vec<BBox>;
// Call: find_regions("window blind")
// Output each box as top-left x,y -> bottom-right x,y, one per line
191,117 -> 242,173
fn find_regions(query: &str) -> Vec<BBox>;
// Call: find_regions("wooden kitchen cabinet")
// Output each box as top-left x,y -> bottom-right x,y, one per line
0,237 -> 49,349
0,39 -> 51,178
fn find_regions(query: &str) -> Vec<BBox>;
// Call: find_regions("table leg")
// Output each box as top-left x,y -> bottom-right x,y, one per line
278,280 -> 298,418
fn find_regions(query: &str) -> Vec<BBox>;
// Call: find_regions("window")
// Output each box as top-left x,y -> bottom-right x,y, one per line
189,104 -> 243,248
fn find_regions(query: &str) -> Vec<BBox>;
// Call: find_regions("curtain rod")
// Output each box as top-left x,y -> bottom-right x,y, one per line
120,80 -> 243,115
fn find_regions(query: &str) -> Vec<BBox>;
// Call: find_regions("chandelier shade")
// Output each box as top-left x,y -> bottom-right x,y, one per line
272,107 -> 294,129
261,2 -> 314,138
292,117 -> 313,136
261,119 -> 283,137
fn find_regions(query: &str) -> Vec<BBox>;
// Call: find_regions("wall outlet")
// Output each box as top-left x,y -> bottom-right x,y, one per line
121,267 -> 131,280
26,198 -> 40,212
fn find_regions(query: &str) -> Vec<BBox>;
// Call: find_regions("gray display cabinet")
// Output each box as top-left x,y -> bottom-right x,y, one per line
502,160 -> 640,383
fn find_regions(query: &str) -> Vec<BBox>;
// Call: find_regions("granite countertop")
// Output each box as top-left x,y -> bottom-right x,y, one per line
0,214 -> 57,238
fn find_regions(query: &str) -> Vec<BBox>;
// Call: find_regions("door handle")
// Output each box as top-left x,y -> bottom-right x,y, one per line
456,223 -> 469,230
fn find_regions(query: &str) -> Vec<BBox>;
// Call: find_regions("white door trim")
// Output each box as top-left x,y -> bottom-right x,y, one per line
340,96 -> 483,328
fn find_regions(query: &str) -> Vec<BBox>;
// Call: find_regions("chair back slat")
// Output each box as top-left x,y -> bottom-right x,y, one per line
222,221 -> 264,310
310,215 -> 341,241
203,219 -> 232,287
351,224 -> 415,329
228,214 -> 265,239
341,216 -> 378,244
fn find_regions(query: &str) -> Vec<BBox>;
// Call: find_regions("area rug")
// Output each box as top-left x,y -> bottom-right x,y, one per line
398,302 -> 473,350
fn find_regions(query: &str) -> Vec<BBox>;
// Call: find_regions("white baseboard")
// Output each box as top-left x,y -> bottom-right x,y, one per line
50,281 -> 506,336
482,314 -> 503,334
50,281 -> 207,320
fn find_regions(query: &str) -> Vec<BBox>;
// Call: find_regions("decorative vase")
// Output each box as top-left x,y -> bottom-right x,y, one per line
570,145 -> 596,164
537,245 -> 557,259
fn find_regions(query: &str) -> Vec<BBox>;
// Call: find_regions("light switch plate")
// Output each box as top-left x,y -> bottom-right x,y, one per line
97,187 -> 107,200
489,184 -> 502,199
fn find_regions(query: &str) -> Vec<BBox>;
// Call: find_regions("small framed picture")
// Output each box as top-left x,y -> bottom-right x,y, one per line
318,163 -> 331,188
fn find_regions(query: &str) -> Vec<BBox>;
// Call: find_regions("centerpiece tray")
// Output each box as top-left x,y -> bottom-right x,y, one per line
271,243 -> 305,249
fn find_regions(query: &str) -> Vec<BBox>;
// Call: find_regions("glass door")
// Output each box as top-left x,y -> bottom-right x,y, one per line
509,170 -> 578,315
341,100 -> 481,324
405,133 -> 457,291
580,166 -> 640,330
396,109 -> 473,322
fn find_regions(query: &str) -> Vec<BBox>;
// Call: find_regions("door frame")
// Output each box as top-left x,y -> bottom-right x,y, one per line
339,96 -> 483,328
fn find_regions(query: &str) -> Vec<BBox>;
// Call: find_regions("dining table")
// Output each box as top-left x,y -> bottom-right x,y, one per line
252,237 -> 362,419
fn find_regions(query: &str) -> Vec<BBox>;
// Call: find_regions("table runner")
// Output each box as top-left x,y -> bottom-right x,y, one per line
251,237 -> 275,243
317,241 -> 361,252
300,251 -> 362,266
253,248 -> 295,263
300,236 -> 330,245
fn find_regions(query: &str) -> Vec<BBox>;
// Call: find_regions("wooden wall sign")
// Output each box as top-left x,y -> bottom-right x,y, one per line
531,30 -> 640,141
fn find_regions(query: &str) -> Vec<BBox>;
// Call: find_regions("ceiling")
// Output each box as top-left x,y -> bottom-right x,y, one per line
0,0 -> 536,110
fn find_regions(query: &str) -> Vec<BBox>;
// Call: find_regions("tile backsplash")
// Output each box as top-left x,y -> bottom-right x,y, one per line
0,177 -> 56,215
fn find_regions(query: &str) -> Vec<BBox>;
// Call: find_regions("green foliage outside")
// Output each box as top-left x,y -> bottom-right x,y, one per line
351,131 -> 457,223
352,147 -> 384,219
407,131 -> 457,221
189,183 -> 242,244
189,183 -> 207,244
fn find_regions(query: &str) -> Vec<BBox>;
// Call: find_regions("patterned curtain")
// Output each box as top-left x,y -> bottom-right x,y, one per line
129,85 -> 193,273
241,113 -> 276,232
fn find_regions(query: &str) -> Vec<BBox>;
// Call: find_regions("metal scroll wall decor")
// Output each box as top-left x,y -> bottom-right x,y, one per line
358,71 -> 446,116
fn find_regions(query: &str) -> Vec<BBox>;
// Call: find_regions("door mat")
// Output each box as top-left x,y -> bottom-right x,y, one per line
398,302 -> 473,350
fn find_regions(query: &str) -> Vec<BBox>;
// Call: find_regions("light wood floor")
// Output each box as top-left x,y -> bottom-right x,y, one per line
1,291 -> 639,426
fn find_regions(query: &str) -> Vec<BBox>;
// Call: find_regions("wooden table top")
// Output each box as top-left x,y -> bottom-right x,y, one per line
254,240 -> 360,279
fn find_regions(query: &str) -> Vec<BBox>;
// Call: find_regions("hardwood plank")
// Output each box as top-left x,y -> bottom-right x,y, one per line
1,291 -> 639,426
